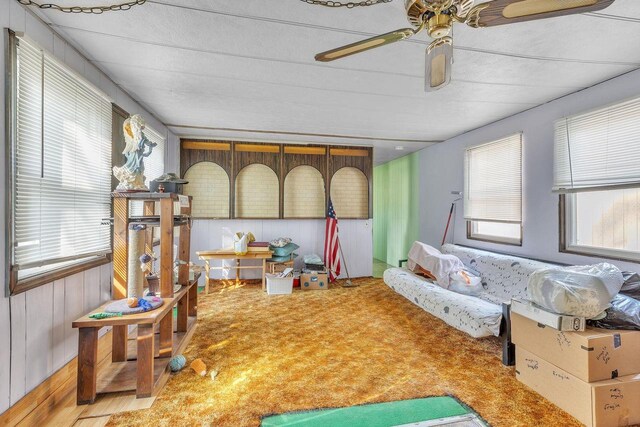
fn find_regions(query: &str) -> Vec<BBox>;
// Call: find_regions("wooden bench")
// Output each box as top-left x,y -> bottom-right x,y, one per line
72,282 -> 197,404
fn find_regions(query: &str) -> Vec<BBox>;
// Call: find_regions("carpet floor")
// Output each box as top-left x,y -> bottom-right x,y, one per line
107,278 -> 581,427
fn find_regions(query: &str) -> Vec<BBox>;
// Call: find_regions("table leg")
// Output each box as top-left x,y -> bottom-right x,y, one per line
77,327 -> 99,405
204,260 -> 210,294
262,259 -> 266,291
236,259 -> 240,283
177,293 -> 188,333
112,325 -> 128,362
188,281 -> 197,317
159,313 -> 173,358
137,324 -> 155,398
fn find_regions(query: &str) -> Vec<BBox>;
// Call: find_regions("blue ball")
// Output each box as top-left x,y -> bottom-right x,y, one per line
169,355 -> 186,372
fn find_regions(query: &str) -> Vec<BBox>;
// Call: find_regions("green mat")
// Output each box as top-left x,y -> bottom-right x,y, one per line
261,396 -> 474,427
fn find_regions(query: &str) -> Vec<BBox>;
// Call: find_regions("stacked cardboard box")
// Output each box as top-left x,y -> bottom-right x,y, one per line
511,310 -> 640,427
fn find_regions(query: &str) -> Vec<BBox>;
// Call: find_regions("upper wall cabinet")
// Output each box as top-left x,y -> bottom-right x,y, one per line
284,166 -> 326,218
183,162 -> 230,219
235,164 -> 280,218
330,167 -> 369,219
180,140 -> 372,219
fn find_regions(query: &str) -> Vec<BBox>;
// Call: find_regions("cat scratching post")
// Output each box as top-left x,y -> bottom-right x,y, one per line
127,224 -> 146,298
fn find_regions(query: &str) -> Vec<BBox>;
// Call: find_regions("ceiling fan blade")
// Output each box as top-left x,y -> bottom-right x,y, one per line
425,37 -> 453,92
315,28 -> 417,62
466,0 -> 616,27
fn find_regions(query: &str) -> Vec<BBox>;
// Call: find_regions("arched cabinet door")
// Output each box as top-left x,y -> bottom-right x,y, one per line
330,167 -> 369,219
183,162 -> 230,219
235,164 -> 280,219
284,166 -> 326,218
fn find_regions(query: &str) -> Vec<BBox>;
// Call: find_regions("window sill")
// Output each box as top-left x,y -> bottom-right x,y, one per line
560,245 -> 640,264
10,254 -> 112,296
467,233 -> 522,247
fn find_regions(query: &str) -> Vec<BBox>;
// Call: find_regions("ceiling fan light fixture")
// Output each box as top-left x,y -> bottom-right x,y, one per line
502,0 -> 598,18
425,37 -> 453,92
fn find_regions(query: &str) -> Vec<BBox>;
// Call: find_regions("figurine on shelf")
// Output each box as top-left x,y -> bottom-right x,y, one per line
113,114 -> 157,192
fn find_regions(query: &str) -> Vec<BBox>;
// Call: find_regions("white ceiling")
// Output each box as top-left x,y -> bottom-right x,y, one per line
30,0 -> 640,164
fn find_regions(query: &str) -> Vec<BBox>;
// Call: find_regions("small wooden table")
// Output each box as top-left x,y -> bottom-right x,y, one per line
197,249 -> 273,293
72,283 -> 197,404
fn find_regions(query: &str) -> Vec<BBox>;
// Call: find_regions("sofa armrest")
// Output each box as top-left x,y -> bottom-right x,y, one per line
500,301 -> 515,366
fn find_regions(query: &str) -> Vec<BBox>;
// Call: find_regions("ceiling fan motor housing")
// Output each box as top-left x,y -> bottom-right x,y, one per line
427,13 -> 453,38
406,0 -> 454,38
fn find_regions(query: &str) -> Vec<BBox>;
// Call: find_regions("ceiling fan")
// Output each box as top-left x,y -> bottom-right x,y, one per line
314,0 -> 616,92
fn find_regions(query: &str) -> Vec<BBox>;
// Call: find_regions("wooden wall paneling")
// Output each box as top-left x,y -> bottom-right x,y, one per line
25,284 -> 54,392
233,142 -> 281,178
0,296 -> 10,414
282,145 -> 327,178
279,145 -> 284,218
10,293 -> 26,405
180,140 -> 231,178
63,273 -> 85,364
230,142 -> 235,220
52,280 -> 66,373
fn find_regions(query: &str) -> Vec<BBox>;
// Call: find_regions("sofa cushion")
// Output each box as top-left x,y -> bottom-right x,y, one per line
441,244 -> 556,304
383,267 -> 502,338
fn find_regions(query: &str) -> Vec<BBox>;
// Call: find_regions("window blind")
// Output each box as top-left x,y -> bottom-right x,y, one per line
464,133 -> 522,223
142,126 -> 165,186
14,38 -> 112,273
554,97 -> 640,192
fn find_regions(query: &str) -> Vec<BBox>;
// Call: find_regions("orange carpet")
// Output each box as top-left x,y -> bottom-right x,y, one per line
107,278 -> 580,427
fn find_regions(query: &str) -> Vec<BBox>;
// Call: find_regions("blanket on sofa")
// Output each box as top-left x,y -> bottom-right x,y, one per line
384,244 -> 557,338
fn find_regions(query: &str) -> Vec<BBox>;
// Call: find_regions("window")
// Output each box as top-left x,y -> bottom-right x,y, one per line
128,125 -> 165,217
8,35 -> 112,292
556,97 -> 640,261
464,133 -> 523,245
141,126 -> 165,187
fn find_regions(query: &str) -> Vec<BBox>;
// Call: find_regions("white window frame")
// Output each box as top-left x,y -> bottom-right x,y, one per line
562,193 -> 640,262
464,133 -> 523,246
468,220 -> 523,246
556,95 -> 640,262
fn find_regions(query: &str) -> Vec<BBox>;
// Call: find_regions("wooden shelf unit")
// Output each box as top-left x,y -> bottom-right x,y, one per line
73,192 -> 197,405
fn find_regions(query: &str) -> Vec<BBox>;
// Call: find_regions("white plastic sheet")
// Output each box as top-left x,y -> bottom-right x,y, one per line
527,263 -> 624,318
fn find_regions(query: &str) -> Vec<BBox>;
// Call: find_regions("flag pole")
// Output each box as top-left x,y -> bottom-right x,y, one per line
338,238 -> 358,288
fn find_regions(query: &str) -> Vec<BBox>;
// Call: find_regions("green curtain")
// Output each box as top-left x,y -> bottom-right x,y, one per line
373,153 -> 419,266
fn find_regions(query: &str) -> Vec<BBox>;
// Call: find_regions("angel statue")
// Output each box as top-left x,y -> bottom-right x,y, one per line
113,114 -> 157,191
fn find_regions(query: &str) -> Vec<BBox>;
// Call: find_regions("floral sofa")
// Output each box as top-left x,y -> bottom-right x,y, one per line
384,244 -> 556,352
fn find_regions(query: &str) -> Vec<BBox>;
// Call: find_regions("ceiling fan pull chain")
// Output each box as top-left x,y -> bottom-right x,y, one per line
299,0 -> 393,8
16,0 -> 147,14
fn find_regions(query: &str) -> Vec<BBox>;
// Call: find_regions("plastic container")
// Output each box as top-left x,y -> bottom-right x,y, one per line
265,274 -> 294,295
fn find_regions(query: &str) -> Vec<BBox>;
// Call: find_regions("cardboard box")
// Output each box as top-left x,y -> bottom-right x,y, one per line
511,313 -> 640,382
516,347 -> 640,427
511,299 -> 586,331
300,271 -> 328,290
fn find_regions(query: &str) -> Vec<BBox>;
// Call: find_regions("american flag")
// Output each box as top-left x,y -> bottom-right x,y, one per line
324,199 -> 341,282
